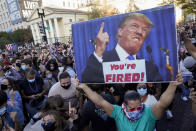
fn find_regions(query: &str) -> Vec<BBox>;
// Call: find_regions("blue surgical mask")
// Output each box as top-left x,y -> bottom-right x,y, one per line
0,107 -> 6,116
28,78 -> 35,83
137,88 -> 147,96
21,65 -> 26,70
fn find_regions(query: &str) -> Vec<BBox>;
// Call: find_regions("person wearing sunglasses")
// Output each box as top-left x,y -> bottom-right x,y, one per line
76,72 -> 183,131
136,83 -> 157,107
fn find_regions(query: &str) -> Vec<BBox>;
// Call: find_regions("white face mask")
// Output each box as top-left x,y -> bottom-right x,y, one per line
58,67 -> 64,72
137,88 -> 147,96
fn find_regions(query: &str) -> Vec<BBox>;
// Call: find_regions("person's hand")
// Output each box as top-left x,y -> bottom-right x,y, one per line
190,88 -> 196,104
29,95 -> 37,99
34,93 -> 43,99
73,78 -> 80,88
95,22 -> 109,57
69,101 -> 77,117
169,72 -> 183,87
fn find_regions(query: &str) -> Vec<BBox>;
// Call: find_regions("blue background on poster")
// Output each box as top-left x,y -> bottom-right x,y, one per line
72,4 -> 178,82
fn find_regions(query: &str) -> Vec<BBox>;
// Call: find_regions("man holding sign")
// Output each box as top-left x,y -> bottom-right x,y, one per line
82,13 -> 162,83
76,73 -> 183,131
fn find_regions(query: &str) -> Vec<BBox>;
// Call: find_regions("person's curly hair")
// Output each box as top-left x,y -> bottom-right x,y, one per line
45,59 -> 58,71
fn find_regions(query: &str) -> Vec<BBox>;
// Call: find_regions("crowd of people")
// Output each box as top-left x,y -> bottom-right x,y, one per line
0,22 -> 196,131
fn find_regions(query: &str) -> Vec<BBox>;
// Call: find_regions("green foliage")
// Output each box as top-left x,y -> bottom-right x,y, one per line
0,32 -> 12,49
0,28 -> 33,49
87,3 -> 120,20
127,0 -> 139,12
87,6 -> 104,19
159,0 -> 196,19
12,29 -> 25,43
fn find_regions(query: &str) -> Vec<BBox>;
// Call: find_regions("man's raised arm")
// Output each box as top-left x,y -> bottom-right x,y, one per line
152,72 -> 183,119
183,32 -> 196,59
78,84 -> 113,116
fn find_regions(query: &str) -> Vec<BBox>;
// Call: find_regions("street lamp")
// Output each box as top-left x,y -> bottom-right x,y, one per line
37,8 -> 48,44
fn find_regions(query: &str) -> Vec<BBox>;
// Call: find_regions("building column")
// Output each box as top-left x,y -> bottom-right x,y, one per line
44,20 -> 50,44
48,19 -> 55,43
30,25 -> 36,44
54,18 -> 61,42
35,23 -> 41,43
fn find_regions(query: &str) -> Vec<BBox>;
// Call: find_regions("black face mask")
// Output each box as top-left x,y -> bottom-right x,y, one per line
61,84 -> 71,89
16,63 -> 21,68
41,121 -> 56,131
1,84 -> 8,90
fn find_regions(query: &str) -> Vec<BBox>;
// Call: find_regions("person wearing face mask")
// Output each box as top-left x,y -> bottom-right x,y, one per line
136,83 -> 157,107
1,78 -> 23,111
58,57 -> 76,79
43,70 -> 58,93
48,72 -> 81,110
21,58 -> 40,78
45,59 -> 59,82
0,90 -> 23,131
4,57 -> 23,81
20,68 -> 47,118
76,72 -> 183,131
24,95 -> 70,131
30,110 -> 69,131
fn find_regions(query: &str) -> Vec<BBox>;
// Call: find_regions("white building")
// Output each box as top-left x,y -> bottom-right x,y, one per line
27,7 -> 88,44
0,0 -> 26,32
42,0 -> 95,9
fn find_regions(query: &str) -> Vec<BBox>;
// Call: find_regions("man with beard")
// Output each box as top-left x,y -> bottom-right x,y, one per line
48,72 -> 81,110
82,13 -> 162,83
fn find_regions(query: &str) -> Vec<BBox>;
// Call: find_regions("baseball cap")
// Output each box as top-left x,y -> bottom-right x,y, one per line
183,56 -> 196,68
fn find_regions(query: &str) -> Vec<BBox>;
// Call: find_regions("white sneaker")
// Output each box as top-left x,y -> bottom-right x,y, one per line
182,96 -> 188,101
166,110 -> 173,119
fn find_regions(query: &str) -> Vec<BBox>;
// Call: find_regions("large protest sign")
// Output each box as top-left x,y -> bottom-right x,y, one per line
103,60 -> 147,83
72,4 -> 178,83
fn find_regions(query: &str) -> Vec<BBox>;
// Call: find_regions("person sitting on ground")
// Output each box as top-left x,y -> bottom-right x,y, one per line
24,95 -> 69,131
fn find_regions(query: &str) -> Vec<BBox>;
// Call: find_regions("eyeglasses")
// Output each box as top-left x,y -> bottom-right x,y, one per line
137,85 -> 147,89
126,105 -> 143,112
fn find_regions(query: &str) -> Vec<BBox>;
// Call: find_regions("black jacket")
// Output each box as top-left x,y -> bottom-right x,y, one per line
82,49 -> 163,83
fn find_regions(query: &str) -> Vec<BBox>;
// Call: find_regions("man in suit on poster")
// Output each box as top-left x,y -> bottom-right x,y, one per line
82,13 -> 162,83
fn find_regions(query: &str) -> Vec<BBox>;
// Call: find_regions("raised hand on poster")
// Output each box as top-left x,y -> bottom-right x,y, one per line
95,22 -> 109,57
